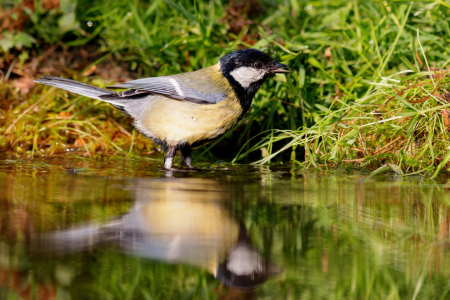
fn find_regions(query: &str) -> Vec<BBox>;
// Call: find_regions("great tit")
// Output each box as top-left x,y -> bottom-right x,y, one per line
34,49 -> 290,170
35,178 -> 279,289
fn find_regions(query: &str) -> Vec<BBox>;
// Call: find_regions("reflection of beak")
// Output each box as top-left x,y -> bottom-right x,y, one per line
270,62 -> 290,73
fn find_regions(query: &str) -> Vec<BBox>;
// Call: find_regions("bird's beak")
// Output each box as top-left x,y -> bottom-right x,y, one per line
270,62 -> 290,73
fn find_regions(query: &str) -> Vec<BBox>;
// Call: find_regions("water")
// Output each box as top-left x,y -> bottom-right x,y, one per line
1,156 -> 450,299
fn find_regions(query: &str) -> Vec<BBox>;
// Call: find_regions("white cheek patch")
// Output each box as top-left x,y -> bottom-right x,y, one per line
230,67 -> 266,88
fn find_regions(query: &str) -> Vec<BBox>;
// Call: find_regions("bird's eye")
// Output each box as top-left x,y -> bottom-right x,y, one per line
254,62 -> 263,69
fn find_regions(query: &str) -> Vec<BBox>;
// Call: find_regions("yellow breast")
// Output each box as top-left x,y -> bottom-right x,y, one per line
140,65 -> 243,147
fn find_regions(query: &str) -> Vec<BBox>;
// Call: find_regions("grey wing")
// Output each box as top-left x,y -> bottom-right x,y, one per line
104,76 -> 226,105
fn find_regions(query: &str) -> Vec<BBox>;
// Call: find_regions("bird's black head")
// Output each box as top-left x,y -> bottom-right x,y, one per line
219,49 -> 289,114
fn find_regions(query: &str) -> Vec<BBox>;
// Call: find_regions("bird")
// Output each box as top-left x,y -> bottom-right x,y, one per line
34,178 -> 280,289
34,49 -> 290,170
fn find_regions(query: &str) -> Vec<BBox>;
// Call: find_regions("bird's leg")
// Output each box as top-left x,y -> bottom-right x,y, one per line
180,148 -> 193,168
164,146 -> 177,170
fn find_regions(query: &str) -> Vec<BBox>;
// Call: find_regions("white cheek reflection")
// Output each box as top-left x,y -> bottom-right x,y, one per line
227,245 -> 263,275
230,67 -> 265,88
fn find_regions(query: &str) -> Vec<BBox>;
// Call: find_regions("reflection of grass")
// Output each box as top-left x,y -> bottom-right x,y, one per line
245,173 -> 450,299
3,160 -> 450,299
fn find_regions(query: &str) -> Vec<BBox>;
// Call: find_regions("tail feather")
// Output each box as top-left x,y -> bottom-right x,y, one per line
34,76 -> 112,100
32,215 -> 148,254
34,76 -> 151,115
33,222 -> 102,253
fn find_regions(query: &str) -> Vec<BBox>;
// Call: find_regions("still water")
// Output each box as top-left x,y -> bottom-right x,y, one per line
1,156 -> 450,299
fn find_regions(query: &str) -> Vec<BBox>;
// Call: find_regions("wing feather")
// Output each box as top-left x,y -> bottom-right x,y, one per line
106,75 -> 226,105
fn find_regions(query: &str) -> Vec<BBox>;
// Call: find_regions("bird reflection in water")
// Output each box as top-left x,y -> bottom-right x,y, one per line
36,178 -> 279,297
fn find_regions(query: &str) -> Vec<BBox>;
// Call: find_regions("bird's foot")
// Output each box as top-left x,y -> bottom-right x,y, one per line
164,157 -> 174,170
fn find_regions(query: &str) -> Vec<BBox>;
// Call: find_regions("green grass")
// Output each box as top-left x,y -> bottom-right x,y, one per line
1,0 -> 450,174
230,1 -> 450,176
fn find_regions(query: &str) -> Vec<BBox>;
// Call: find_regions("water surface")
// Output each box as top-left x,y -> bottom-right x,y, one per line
1,156 -> 450,299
